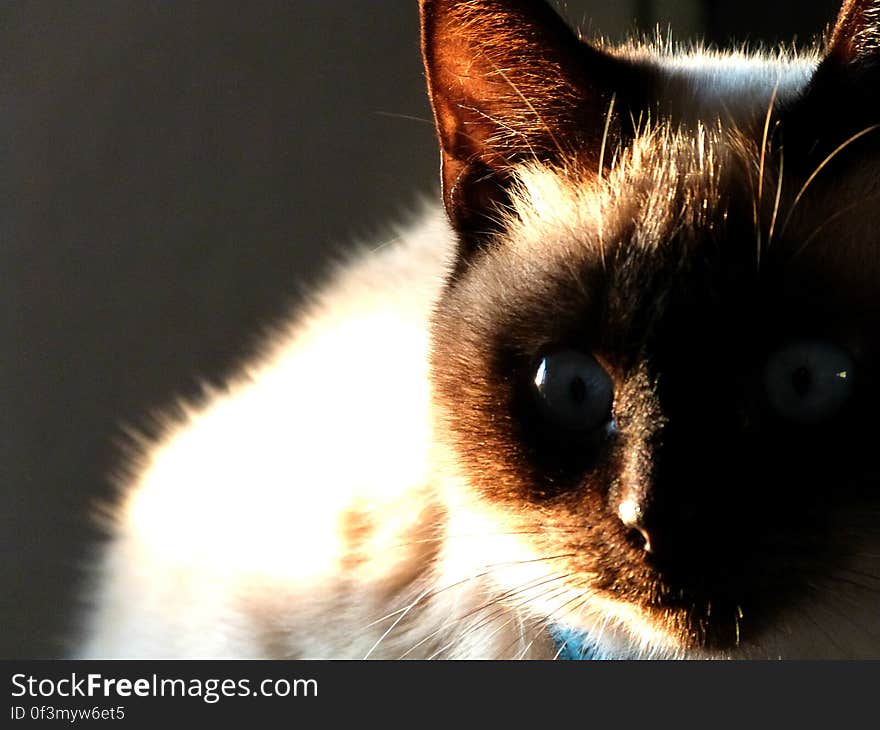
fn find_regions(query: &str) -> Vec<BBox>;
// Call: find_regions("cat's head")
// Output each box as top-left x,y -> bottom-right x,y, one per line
422,0 -> 880,657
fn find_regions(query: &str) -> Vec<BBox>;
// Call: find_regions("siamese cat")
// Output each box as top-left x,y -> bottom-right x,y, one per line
79,0 -> 880,659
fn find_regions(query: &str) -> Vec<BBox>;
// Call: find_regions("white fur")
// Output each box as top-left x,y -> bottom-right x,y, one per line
80,189 -> 695,659
78,207 -> 564,658
77,33 -> 878,660
617,45 -> 819,124
78,185 -> 880,660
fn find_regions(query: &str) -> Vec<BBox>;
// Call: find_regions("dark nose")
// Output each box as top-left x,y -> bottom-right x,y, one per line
615,489 -> 704,558
616,496 -> 654,553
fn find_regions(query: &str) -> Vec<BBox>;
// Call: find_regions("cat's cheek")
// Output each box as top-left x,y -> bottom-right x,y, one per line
435,446 -> 683,657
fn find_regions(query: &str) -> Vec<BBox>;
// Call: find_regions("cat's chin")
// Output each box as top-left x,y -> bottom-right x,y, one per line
550,597 -> 698,660
554,585 -> 880,660
544,602 -> 746,659
544,600 -> 747,660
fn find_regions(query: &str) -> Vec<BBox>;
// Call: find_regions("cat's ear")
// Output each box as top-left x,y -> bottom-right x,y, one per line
826,0 -> 880,66
420,0 -> 649,262
793,0 -> 880,150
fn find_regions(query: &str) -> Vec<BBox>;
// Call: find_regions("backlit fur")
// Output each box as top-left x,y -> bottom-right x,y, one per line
78,1 -> 880,659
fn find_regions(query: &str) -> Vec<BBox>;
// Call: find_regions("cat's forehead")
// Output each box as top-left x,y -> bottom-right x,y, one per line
503,118 -> 879,269
497,125 -> 734,297
459,121 -> 880,360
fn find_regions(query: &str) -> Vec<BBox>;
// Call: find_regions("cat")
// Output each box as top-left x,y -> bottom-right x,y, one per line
78,0 -> 880,659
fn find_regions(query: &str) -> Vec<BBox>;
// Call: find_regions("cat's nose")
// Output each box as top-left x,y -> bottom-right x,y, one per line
615,481 -> 706,559
617,497 -> 653,553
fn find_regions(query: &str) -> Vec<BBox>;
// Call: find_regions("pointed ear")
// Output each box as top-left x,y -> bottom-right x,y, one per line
826,0 -> 880,66
793,0 -> 880,152
420,0 -> 651,263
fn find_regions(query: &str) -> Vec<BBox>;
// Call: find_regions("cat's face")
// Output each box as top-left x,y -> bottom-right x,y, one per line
422,0 -> 880,657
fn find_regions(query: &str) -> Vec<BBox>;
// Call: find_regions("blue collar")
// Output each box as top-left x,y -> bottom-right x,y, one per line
548,625 -> 600,660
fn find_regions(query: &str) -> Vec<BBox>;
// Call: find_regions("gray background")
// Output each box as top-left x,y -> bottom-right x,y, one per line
3,0 -> 839,657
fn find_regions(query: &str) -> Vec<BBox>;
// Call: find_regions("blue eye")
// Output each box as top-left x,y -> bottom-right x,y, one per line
533,349 -> 614,432
764,339 -> 855,424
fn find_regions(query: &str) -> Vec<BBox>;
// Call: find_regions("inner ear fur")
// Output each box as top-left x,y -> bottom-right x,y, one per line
788,0 -> 880,166
826,0 -> 880,66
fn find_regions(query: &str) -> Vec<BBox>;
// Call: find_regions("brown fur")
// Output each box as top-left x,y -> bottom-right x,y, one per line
423,0 -> 880,652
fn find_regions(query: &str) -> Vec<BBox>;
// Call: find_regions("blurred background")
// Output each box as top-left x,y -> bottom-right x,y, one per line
2,0 -> 841,656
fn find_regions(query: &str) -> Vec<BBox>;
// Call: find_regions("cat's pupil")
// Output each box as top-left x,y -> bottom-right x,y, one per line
569,376 -> 587,404
532,348 -> 613,433
791,366 -> 812,398
763,340 -> 855,424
